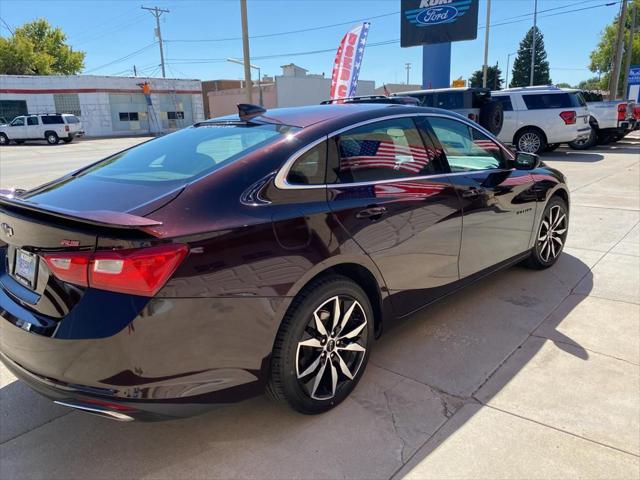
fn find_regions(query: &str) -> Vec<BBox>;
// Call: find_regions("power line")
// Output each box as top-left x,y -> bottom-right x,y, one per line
0,16 -> 14,35
164,11 -> 398,44
84,42 -> 158,73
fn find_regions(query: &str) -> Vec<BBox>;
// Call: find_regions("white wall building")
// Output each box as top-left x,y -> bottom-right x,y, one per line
0,75 -> 205,137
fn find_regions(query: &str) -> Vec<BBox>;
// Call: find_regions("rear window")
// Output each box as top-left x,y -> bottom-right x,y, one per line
571,92 -> 587,107
493,96 -> 513,111
41,115 -> 64,124
64,115 -> 80,124
435,92 -> 464,110
522,93 -> 573,110
78,123 -> 298,184
408,93 -> 434,107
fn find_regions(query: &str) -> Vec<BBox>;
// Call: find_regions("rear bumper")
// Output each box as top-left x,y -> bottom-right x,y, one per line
0,294 -> 287,420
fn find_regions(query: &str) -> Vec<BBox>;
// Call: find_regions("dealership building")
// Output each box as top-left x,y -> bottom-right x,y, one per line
0,75 -> 205,137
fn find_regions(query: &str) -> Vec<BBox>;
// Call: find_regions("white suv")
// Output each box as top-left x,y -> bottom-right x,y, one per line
491,86 -> 591,154
0,113 -> 84,146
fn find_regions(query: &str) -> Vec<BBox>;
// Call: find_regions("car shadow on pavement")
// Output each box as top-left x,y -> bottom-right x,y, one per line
545,151 -> 605,163
0,252 -> 594,480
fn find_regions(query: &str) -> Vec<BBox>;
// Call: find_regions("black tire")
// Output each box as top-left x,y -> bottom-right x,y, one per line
596,132 -> 614,145
523,196 -> 568,270
568,126 -> 596,150
545,143 -> 560,152
0,133 -> 8,146
515,128 -> 547,155
45,131 -> 59,145
268,275 -> 373,414
14,140 -> 25,145
479,100 -> 504,135
62,137 -> 74,144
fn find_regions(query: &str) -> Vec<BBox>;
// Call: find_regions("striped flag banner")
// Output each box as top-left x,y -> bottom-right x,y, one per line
330,22 -> 370,101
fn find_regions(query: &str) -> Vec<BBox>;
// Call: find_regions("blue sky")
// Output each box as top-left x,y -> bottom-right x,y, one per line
0,0 -> 619,86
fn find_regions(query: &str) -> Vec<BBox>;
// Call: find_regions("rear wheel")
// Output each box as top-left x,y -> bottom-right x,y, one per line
568,126 -> 596,150
268,275 -> 373,414
45,132 -> 59,145
62,137 -> 74,144
523,196 -> 568,269
515,128 -> 547,155
0,133 -> 8,145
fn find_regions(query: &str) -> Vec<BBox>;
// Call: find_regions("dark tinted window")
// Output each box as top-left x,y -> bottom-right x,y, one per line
287,142 -> 327,185
329,118 -> 435,183
27,116 -> 39,126
41,115 -> 64,124
435,92 -> 464,109
428,116 -> 504,172
572,92 -> 587,107
493,96 -> 513,111
64,115 -> 80,124
408,93 -> 434,107
77,123 -> 298,184
523,93 -> 573,110
167,111 -> 185,120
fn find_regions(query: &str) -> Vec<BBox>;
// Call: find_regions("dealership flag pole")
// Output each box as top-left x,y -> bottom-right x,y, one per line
482,0 -> 491,88
330,23 -> 370,101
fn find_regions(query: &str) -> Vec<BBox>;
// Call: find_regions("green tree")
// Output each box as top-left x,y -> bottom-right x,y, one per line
469,65 -> 503,89
589,0 -> 640,94
554,82 -> 573,88
0,19 -> 85,75
509,26 -> 552,87
577,77 -> 603,90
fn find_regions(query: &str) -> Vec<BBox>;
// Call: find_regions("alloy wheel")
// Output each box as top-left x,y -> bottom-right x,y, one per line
519,132 -> 541,153
536,204 -> 567,262
295,295 -> 368,401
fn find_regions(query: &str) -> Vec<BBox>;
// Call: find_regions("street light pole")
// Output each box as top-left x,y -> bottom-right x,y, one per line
482,0 -> 491,88
505,51 -> 517,88
228,58 -> 263,106
529,0 -> 538,86
239,0 -> 253,103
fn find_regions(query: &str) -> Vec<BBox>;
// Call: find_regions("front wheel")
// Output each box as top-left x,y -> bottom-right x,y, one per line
523,197 -> 568,269
515,128 -> 547,155
0,133 -> 8,145
268,275 -> 373,414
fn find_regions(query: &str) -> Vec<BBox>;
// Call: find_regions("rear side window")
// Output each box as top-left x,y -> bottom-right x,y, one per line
41,115 -> 64,124
435,92 -> 464,110
493,96 -> 513,111
287,142 -> 327,185
428,116 -> 504,172
78,123 -> 298,184
329,117 -> 435,184
27,116 -> 39,126
523,93 -> 573,110
64,116 -> 80,124
409,93 -> 434,107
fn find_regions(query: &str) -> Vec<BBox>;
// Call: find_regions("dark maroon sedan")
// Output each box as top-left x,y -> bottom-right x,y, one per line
0,103 -> 569,420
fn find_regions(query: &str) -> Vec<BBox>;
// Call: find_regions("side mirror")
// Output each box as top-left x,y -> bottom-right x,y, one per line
514,151 -> 541,170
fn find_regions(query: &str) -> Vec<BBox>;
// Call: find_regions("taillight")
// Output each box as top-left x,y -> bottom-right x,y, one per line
468,113 -> 477,122
65,125 -> 70,132
617,103 -> 627,121
43,244 -> 188,296
559,111 -> 576,125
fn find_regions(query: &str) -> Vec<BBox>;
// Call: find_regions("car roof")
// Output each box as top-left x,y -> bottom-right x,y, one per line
398,87 -> 487,95
210,103 -> 427,128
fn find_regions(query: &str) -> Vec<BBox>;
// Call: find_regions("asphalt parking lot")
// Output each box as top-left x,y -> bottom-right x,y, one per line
0,134 -> 638,479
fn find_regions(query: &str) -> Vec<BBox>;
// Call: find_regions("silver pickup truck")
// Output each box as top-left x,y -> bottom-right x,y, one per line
569,91 -> 635,150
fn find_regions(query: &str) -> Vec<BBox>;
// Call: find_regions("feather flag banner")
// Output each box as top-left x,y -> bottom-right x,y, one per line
329,22 -> 370,101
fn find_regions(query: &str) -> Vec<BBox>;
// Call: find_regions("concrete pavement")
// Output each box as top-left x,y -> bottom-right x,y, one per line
0,134 -> 638,479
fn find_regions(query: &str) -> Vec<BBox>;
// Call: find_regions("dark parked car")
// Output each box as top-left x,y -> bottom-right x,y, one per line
0,103 -> 569,421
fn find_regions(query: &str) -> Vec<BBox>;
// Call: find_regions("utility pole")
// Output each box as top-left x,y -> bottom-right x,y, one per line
609,0 -> 628,100
405,63 -> 412,84
482,0 -> 492,88
622,4 -> 637,100
141,6 -> 169,78
506,51 -> 517,88
529,0 -> 538,86
239,0 -> 253,103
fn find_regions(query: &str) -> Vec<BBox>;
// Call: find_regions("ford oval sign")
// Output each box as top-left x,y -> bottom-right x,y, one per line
401,0 -> 479,47
416,6 -> 459,25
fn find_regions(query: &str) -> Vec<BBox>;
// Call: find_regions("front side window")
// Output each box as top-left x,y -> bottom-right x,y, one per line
10,117 -> 24,126
287,141 -> 327,185
329,118 -> 435,184
428,116 -> 505,172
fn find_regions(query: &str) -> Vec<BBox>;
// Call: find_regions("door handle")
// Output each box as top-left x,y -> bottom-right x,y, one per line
461,187 -> 486,199
356,206 -> 387,220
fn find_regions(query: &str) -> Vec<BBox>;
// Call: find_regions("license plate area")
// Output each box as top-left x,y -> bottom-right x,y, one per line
12,249 -> 38,289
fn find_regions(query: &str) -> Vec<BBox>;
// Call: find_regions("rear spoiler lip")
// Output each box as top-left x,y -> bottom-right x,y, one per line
0,192 -> 163,230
